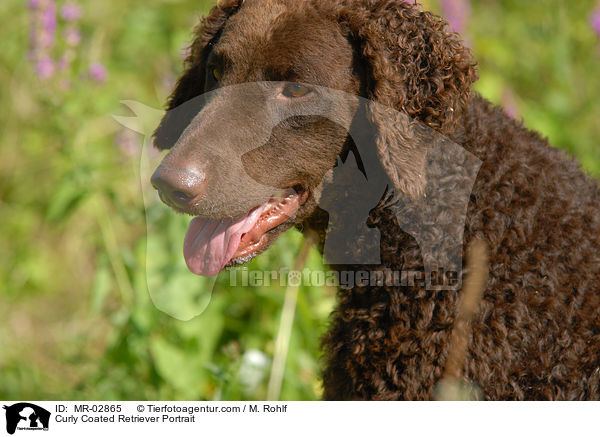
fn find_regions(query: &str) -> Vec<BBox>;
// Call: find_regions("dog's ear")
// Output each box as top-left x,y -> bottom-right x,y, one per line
167,0 -> 243,110
340,1 -> 478,198
153,0 -> 243,149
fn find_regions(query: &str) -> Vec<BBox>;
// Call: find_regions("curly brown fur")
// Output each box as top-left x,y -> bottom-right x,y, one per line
153,0 -> 600,400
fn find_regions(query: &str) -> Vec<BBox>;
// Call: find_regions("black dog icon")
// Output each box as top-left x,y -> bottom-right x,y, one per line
3,403 -> 50,435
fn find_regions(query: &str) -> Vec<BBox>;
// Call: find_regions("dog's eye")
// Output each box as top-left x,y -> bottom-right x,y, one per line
282,83 -> 312,98
212,67 -> 222,82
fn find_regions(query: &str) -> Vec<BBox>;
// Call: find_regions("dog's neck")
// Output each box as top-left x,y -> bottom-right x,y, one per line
302,200 -> 423,274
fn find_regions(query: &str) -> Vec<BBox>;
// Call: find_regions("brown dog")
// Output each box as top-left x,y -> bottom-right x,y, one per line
152,0 -> 600,400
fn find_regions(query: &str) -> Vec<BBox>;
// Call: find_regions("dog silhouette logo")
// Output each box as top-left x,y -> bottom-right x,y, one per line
3,403 -> 50,435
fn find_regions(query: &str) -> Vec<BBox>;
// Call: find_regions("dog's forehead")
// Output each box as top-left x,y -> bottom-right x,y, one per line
215,0 -> 351,84
216,1 -> 288,56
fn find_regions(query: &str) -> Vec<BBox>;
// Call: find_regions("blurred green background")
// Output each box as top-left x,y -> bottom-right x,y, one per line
1,0 -> 599,401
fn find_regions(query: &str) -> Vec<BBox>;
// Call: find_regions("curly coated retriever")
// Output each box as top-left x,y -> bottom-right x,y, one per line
151,0 -> 600,400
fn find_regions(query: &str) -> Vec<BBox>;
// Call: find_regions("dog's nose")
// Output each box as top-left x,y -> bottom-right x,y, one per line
151,165 -> 207,209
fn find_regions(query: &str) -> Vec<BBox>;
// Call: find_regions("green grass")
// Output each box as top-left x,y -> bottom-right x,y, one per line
0,0 -> 599,400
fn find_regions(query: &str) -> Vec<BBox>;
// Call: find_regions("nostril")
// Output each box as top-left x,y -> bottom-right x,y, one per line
172,190 -> 194,203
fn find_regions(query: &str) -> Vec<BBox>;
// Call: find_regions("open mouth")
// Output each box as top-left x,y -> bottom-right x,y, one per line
183,187 -> 308,276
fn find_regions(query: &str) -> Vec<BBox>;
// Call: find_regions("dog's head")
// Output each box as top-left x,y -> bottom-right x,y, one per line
151,0 -> 477,276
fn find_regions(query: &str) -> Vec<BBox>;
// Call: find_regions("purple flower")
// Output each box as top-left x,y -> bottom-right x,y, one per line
440,0 -> 471,34
61,2 -> 82,22
27,0 -> 87,85
591,3 -> 600,38
35,56 -> 55,79
39,0 -> 57,48
42,1 -> 57,31
64,27 -> 81,46
89,62 -> 108,83
27,0 -> 42,10
28,0 -> 56,49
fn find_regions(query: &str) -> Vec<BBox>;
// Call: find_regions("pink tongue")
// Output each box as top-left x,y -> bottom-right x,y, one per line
183,206 -> 265,276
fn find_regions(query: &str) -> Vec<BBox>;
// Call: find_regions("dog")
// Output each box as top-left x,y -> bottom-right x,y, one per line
151,0 -> 600,400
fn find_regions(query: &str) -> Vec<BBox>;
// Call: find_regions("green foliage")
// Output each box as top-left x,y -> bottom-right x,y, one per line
466,0 -> 600,177
0,0 -> 599,400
